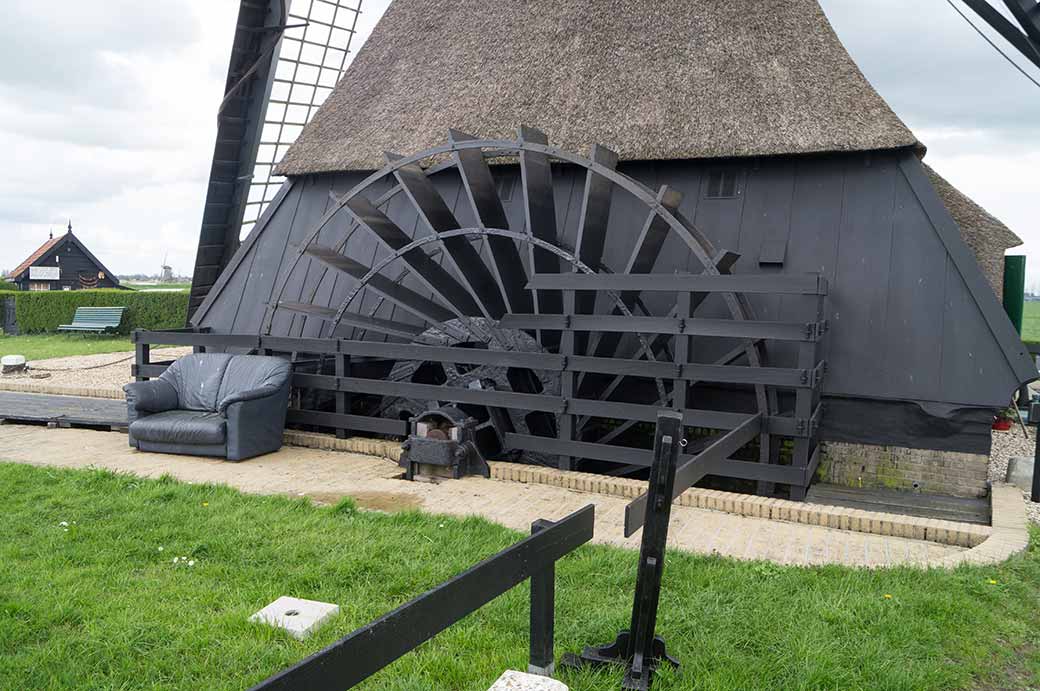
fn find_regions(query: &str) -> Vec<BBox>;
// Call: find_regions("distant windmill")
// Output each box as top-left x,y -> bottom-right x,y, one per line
160,253 -> 174,284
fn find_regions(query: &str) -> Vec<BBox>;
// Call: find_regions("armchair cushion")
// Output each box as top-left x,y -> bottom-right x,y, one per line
158,353 -> 234,411
124,379 -> 178,413
216,356 -> 292,408
130,410 -> 227,446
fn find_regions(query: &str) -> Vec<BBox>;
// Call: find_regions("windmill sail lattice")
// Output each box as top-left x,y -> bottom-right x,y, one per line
188,0 -> 364,319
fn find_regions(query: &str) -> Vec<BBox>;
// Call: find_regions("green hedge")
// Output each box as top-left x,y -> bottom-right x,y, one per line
0,289 -> 188,334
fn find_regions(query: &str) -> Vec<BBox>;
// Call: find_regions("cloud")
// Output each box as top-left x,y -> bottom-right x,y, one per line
820,0 -> 1040,287
0,2 -> 199,91
820,0 -> 1040,135
0,1 -> 234,277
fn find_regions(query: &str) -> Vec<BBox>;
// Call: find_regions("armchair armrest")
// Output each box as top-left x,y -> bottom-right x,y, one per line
124,379 -> 179,450
224,381 -> 290,461
217,384 -> 284,415
124,380 -> 179,413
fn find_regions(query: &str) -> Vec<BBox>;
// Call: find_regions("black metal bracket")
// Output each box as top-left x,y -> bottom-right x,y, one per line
561,411 -> 683,690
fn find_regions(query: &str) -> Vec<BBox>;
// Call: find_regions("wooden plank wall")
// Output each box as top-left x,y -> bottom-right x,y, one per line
196,149 -> 1023,411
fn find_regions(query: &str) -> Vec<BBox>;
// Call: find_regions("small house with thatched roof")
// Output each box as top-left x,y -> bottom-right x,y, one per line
192,0 -> 1034,500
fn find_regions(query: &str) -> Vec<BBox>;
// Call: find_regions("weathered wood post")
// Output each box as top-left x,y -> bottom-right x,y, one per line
335,348 -> 349,440
133,330 -> 150,382
528,518 -> 556,677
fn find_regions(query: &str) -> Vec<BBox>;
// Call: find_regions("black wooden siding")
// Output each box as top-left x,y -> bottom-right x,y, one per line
15,239 -> 119,291
193,149 -> 1032,450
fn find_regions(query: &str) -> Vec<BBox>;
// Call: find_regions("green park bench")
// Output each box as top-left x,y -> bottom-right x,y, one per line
57,307 -> 126,333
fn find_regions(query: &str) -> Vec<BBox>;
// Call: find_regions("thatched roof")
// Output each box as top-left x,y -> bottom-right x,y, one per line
926,165 -> 1022,252
277,0 -> 920,175
926,164 -> 1021,299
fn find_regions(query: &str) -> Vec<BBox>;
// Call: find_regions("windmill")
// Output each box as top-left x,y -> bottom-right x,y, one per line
160,253 -> 174,284
187,0 -> 365,319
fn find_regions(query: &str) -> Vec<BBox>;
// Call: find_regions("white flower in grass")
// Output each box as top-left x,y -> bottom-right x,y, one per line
157,546 -> 164,552
59,521 -> 68,527
188,560 -> 195,567
172,557 -> 179,564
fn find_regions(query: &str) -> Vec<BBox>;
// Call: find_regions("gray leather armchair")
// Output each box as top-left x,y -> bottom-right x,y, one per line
123,353 -> 291,461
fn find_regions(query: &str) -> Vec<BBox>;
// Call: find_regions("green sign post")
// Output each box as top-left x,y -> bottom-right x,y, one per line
1004,255 -> 1026,334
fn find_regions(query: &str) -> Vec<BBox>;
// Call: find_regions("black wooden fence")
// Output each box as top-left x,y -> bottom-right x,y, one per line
248,504 -> 595,690
1,297 -> 16,335
133,271 -> 826,499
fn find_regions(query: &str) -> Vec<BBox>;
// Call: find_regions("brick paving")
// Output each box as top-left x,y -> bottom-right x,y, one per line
0,424 -> 978,568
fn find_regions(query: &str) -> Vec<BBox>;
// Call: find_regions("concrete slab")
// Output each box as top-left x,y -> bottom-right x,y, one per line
487,670 -> 568,690
1007,456 -> 1034,494
249,596 -> 339,640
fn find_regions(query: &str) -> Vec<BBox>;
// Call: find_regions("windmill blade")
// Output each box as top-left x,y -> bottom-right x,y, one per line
188,0 -> 364,319
960,0 -> 1040,68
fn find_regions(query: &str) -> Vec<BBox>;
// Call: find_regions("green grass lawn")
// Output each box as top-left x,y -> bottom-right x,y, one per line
1023,301 -> 1040,344
0,333 -> 134,361
1,462 -> 1039,690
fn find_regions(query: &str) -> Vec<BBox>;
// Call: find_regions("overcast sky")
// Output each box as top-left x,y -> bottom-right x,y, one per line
2,1 -> 1038,288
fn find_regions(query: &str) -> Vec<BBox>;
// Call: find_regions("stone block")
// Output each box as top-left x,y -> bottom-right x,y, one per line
1006,456 -> 1034,494
250,596 -> 340,640
1,354 -> 26,374
489,671 -> 568,690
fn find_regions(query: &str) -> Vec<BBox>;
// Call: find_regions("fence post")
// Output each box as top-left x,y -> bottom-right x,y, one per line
1,297 -> 16,335
133,331 -> 150,382
562,411 -> 682,690
528,518 -> 556,677
557,290 -> 576,471
335,350 -> 349,440
624,412 -> 682,689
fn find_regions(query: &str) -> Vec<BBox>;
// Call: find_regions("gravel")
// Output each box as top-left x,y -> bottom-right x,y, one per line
989,423 -> 1040,524
0,347 -> 193,392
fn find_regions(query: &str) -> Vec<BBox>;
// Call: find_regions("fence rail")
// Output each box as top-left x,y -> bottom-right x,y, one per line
133,270 -> 826,498
132,330 -> 820,448
249,504 -> 595,690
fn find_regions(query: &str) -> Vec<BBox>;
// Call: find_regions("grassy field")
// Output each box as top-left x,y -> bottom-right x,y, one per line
1,463 -> 1039,690
0,333 -> 133,361
1023,301 -> 1040,343
123,282 -> 191,292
